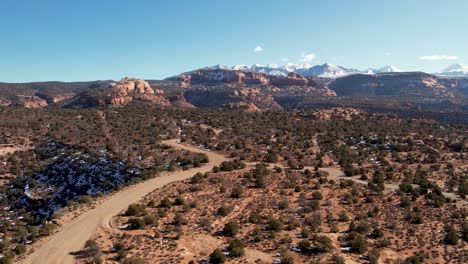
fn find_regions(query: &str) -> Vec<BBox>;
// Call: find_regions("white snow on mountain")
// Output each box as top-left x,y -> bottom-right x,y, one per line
437,64 -> 468,77
374,65 -> 401,73
195,63 -> 408,78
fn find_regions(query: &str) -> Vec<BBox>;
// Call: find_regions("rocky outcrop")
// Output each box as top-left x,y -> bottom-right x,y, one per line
270,73 -> 309,87
109,77 -> 163,94
227,102 -> 260,112
14,95 -> 48,108
184,87 -> 282,110
176,69 -> 269,86
167,93 -> 196,108
69,78 -> 170,107
103,78 -> 168,106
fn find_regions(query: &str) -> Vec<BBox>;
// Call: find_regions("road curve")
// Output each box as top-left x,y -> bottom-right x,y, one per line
21,139 -> 227,264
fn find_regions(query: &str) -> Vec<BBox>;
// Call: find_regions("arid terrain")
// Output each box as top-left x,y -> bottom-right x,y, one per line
19,140 -> 226,264
0,77 -> 466,264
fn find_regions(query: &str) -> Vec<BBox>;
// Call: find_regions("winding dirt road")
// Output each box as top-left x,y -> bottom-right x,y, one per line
22,139 -> 227,264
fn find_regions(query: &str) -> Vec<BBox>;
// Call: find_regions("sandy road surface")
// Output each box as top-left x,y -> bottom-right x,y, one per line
21,139 -> 227,264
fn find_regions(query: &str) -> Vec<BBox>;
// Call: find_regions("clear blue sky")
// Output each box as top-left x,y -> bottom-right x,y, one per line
1,0 -> 467,82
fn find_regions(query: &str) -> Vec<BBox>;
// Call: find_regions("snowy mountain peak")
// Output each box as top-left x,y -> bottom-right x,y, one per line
232,64 -> 249,71
376,65 -> 401,73
204,65 -> 230,70
196,63 -> 407,78
442,63 -> 468,73
437,64 -> 468,77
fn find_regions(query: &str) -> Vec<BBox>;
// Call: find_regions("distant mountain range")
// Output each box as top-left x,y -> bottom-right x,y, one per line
198,63 -> 468,78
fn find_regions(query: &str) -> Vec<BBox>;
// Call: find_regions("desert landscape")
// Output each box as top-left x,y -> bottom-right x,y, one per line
1,1 -> 468,264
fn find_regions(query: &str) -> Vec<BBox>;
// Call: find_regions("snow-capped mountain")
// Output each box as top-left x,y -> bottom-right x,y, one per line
297,63 -> 362,78
197,63 -> 405,78
364,65 -> 401,74
224,63 -> 363,78
437,64 -> 468,77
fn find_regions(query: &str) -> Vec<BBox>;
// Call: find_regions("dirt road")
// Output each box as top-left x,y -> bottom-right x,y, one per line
22,139 -> 227,264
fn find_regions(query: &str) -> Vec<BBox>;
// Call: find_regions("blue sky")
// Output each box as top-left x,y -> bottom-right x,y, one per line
1,0 -> 467,82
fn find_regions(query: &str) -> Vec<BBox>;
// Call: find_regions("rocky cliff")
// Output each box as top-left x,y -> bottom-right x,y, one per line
70,78 -> 171,107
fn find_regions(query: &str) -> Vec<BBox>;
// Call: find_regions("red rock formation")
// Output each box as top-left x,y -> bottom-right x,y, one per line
270,72 -> 309,87
14,95 -> 48,108
176,69 -> 269,86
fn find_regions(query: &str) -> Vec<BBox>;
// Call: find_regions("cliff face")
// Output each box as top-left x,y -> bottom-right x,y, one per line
13,95 -> 48,108
184,87 -> 282,111
270,72 -> 309,87
175,69 -> 327,88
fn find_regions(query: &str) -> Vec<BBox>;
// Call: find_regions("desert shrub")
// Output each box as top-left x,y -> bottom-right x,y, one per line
368,248 -> 380,264
217,205 -> 232,216
277,199 -> 289,210
248,212 -> 261,223
228,238 -> 245,257
81,239 -> 101,259
332,254 -> 345,264
125,203 -> 146,216
199,218 -> 212,232
209,249 -> 226,263
444,226 -> 459,245
13,244 -> 26,255
312,191 -> 323,200
403,255 -> 423,264
190,172 -> 204,184
314,235 -> 334,252
123,257 -> 145,264
267,217 -> 284,232
143,214 -> 158,226
297,239 -> 311,252
230,186 -> 243,198
174,196 -> 185,205
159,197 -> 172,208
173,213 -> 188,226
265,152 -> 278,163
129,218 -> 146,229
222,221 -> 240,237
351,234 -> 367,253
280,254 -> 294,264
